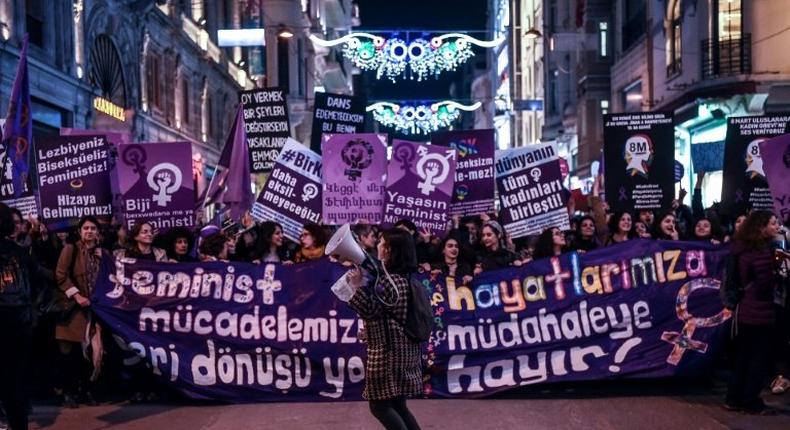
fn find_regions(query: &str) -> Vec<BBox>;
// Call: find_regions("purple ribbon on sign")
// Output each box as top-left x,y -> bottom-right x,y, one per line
735,189 -> 744,203
618,186 -> 627,201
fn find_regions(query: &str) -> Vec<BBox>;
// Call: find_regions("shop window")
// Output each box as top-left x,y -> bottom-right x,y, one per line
666,0 -> 682,76
25,0 -> 44,47
622,0 -> 646,52
622,80 -> 642,112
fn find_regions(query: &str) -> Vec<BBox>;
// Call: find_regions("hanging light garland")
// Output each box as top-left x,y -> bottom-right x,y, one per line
310,32 -> 504,82
366,101 -> 482,135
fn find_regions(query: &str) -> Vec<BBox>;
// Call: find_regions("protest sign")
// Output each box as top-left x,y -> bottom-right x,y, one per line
382,139 -> 456,235
116,142 -> 195,231
690,141 -> 724,173
760,133 -> 790,223
321,133 -> 387,225
36,135 -> 112,230
496,142 -> 569,238
432,129 -> 495,216
240,88 -> 290,173
721,114 -> 790,216
603,112 -> 674,211
310,92 -> 367,154
93,240 -> 730,402
252,138 -> 322,242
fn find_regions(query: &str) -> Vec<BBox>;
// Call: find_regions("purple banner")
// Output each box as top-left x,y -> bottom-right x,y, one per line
432,129 -> 495,216
116,142 -> 195,231
36,135 -> 112,231
383,139 -> 456,235
760,133 -> 790,222
496,143 -> 569,238
91,240 -> 730,402
321,133 -> 387,225
241,88 -> 291,173
252,138 -> 322,242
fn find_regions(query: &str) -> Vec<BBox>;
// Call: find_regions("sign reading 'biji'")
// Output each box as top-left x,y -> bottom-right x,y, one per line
432,129 -> 495,216
321,133 -> 387,225
116,142 -> 195,231
496,142 -> 569,238
36,135 -> 113,231
603,112 -> 675,212
252,138 -> 323,242
382,139 -> 456,235
240,88 -> 290,173
721,114 -> 790,216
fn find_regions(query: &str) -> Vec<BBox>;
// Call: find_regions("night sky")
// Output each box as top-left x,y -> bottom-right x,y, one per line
355,0 -> 489,103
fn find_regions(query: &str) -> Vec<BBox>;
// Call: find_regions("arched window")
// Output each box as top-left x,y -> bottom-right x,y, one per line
89,34 -> 127,107
665,0 -> 682,76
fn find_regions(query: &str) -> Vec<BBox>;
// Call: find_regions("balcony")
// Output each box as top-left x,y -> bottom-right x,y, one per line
701,34 -> 751,80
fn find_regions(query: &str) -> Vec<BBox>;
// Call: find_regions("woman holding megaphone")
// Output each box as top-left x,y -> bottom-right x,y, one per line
341,228 -> 423,430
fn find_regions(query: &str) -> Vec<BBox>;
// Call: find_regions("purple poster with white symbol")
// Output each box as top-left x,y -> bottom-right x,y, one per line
496,142 -> 569,238
116,142 -> 195,231
759,133 -> 790,223
36,135 -> 113,231
432,129 -> 495,216
252,138 -> 322,242
321,133 -> 387,225
721,114 -> 790,216
382,139 -> 456,235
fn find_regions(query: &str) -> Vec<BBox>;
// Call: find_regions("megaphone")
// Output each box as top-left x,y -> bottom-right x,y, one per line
325,223 -> 366,265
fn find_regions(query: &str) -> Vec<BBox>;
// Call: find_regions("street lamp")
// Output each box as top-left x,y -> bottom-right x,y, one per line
278,25 -> 294,39
524,28 -> 542,39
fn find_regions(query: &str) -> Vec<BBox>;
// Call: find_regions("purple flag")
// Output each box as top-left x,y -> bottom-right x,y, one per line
321,133 -> 387,224
760,133 -> 790,223
1,37 -> 36,216
116,142 -> 195,231
496,142 -> 570,238
383,139 -> 456,235
202,105 -> 253,220
432,129 -> 495,216
252,138 -> 322,242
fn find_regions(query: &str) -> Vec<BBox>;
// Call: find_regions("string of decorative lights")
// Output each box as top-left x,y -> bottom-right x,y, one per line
310,32 -> 504,82
366,101 -> 482,135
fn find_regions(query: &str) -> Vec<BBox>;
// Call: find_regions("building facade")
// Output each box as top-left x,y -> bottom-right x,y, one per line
0,0 -> 355,194
610,0 -> 790,206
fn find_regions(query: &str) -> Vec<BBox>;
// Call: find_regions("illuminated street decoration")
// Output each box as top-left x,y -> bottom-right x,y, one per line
310,32 -> 504,82
367,101 -> 481,134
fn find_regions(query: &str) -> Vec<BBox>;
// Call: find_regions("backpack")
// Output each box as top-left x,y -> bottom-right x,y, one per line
720,251 -> 751,310
385,274 -> 434,343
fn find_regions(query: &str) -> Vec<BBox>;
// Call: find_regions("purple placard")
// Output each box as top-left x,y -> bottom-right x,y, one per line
432,129 -> 495,216
496,142 -> 569,238
116,142 -> 195,231
36,135 -> 113,230
760,133 -> 790,222
252,138 -> 322,241
321,133 -> 387,225
382,139 -> 456,235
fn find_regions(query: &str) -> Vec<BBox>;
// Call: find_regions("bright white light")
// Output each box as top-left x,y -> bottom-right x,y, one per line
218,29 -> 266,47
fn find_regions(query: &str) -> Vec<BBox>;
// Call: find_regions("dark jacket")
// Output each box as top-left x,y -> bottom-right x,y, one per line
477,247 -> 518,272
735,245 -> 778,326
431,259 -> 474,281
348,273 -> 422,400
0,238 -> 37,309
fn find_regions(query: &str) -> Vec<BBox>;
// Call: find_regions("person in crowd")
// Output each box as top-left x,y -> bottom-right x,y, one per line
113,222 -> 168,261
8,207 -> 28,248
254,221 -> 291,263
638,210 -> 654,229
54,216 -> 105,408
605,210 -> 635,245
164,227 -> 197,262
571,215 -> 599,252
692,217 -> 723,244
430,234 -> 473,284
0,203 -> 37,430
346,228 -> 423,430
634,220 -> 652,239
725,210 -> 783,414
533,227 -> 568,260
395,219 -> 431,264
652,210 -> 679,241
474,220 -> 520,274
294,222 -> 327,263
460,216 -> 481,248
352,223 -> 379,255
199,232 -> 229,262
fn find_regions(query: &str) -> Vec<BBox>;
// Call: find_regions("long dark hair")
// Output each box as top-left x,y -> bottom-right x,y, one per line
127,221 -> 154,251
607,210 -> 635,240
381,228 -> 418,274
302,222 -> 327,248
734,210 -> 775,251
651,210 -> 676,240
255,221 -> 288,260
165,227 -> 195,260
692,216 -> 723,242
533,227 -> 564,260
